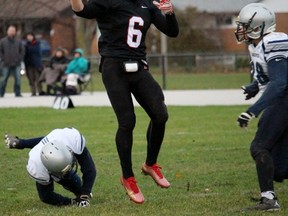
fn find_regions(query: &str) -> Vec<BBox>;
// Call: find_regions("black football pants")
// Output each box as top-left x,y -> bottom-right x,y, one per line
250,92 -> 288,192
101,58 -> 168,178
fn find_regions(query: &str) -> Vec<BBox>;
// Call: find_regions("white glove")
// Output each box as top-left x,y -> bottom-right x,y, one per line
237,112 -> 255,128
72,195 -> 90,207
153,0 -> 174,15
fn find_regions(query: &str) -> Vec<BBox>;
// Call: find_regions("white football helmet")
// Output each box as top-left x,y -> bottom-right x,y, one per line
40,140 -> 77,178
235,3 -> 276,43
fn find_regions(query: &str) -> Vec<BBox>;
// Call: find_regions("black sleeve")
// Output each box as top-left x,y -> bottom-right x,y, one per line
152,11 -> 179,37
36,182 -> 71,206
75,147 -> 97,195
74,0 -> 110,19
248,58 -> 288,116
19,136 -> 44,149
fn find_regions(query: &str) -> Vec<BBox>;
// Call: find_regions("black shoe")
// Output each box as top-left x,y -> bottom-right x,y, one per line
39,91 -> 46,96
242,197 -> 280,212
15,94 -> 23,97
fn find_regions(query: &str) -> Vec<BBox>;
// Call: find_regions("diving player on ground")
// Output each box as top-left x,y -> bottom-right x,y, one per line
5,127 -> 96,207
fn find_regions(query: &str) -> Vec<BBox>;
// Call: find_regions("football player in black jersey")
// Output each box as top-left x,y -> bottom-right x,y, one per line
69,0 -> 179,204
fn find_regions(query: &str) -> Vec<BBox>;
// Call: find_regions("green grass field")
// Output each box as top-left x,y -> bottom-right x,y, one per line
1,106 -> 288,216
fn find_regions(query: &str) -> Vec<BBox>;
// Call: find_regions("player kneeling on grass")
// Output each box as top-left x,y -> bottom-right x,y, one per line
4,127 -> 96,207
235,3 -> 288,212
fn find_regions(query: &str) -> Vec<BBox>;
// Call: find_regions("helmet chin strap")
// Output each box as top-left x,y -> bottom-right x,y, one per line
259,21 -> 266,38
66,165 -> 78,179
68,156 -> 78,178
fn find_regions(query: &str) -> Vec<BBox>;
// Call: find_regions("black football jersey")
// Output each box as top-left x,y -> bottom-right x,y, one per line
75,0 -> 179,59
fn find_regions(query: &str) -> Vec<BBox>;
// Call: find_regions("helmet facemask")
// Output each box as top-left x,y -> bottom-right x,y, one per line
235,3 -> 276,44
235,12 -> 262,44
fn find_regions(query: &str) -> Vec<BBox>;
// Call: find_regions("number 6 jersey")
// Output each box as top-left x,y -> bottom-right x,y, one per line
74,0 -> 179,60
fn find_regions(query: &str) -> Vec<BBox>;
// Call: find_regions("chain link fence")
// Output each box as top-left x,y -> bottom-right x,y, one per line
85,52 -> 250,89
87,52 -> 250,72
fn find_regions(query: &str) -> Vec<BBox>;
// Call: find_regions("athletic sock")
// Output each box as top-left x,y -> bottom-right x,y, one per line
261,191 -> 276,200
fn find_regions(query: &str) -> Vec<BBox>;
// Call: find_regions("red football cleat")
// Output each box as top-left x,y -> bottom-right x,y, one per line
120,176 -> 145,204
141,163 -> 170,188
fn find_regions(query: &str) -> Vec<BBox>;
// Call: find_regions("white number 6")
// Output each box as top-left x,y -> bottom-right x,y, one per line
127,16 -> 144,48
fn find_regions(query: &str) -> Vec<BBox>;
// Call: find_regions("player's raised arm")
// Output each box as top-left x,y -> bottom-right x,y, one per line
153,0 -> 174,15
70,0 -> 84,12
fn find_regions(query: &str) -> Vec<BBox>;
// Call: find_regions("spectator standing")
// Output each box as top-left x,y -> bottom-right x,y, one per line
24,32 -> 45,96
0,25 -> 25,97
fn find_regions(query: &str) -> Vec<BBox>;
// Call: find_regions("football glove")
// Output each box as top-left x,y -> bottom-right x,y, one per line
237,112 -> 255,128
241,82 -> 259,100
72,195 -> 90,207
153,0 -> 174,15
4,134 -> 23,149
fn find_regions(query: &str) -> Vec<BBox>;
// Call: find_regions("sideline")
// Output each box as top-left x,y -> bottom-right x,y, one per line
0,89 -> 258,108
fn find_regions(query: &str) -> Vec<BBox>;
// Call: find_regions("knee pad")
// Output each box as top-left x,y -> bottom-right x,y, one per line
118,113 -> 136,131
154,111 -> 168,124
152,102 -> 169,124
250,144 -> 268,160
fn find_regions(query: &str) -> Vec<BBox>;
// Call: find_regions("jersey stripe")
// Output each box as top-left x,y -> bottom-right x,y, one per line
80,134 -> 84,151
265,39 -> 288,53
264,38 -> 288,61
41,136 -> 49,145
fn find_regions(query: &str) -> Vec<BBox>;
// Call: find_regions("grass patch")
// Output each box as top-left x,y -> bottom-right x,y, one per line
1,106 -> 288,215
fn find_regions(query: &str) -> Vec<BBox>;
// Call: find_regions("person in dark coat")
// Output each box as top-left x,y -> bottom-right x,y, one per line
24,32 -> 45,96
0,25 -> 25,97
